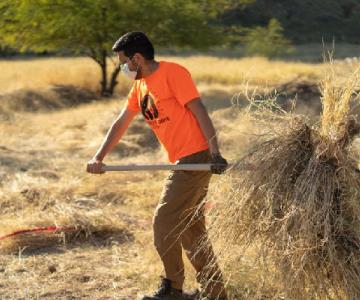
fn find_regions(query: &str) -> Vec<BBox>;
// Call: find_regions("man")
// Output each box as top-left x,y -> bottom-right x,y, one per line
86,31 -> 228,300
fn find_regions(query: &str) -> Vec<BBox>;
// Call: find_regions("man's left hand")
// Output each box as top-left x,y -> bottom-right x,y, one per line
210,153 -> 228,174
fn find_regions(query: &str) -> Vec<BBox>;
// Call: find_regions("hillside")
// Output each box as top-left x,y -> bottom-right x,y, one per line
220,0 -> 360,44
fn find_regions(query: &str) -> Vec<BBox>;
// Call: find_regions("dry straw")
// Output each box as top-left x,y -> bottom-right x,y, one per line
0,204 -> 131,254
191,56 -> 360,299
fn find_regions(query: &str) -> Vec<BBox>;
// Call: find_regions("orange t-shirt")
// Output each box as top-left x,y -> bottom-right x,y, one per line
125,61 -> 209,163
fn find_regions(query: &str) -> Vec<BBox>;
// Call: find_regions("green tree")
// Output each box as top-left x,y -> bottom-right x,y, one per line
218,0 -> 360,44
0,0 -> 223,96
244,18 -> 294,58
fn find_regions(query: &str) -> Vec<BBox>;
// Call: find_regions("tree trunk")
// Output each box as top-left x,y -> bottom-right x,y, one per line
89,51 -> 121,97
100,50 -> 109,97
108,65 -> 121,96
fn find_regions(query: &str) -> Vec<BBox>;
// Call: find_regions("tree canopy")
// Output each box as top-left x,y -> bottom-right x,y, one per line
0,0 -> 231,95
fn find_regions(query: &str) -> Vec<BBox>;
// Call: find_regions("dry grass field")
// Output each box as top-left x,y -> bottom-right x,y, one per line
0,54 -> 358,299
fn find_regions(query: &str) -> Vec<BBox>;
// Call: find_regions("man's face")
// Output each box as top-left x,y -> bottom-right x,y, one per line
117,51 -> 138,71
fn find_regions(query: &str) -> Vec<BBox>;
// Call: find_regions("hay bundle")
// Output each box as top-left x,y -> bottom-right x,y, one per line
197,63 -> 360,299
0,204 -> 131,254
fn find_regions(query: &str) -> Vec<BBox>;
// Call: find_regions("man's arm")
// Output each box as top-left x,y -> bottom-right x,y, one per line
86,107 -> 137,174
186,98 -> 228,174
93,107 -> 138,161
186,98 -> 220,155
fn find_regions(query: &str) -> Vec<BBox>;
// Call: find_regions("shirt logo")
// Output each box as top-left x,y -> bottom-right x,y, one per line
141,94 -> 159,121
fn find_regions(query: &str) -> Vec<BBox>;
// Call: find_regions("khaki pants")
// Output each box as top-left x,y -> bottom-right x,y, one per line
152,149 -> 227,298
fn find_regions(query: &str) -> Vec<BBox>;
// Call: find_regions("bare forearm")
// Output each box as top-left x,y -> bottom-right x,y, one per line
196,112 -> 220,154
187,99 -> 220,154
93,122 -> 126,161
93,108 -> 135,161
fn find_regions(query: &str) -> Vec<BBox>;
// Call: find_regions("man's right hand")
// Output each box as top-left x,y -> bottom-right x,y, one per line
86,158 -> 106,174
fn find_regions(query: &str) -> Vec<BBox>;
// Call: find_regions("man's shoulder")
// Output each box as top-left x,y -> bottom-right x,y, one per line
161,61 -> 189,73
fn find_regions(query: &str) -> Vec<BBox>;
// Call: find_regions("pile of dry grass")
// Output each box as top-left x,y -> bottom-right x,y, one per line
194,60 -> 360,299
0,204 -> 132,254
0,85 -> 98,114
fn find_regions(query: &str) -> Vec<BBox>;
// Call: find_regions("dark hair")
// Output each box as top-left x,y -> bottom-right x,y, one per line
112,31 -> 154,60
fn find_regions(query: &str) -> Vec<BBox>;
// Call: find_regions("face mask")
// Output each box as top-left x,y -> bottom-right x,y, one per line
121,63 -> 138,80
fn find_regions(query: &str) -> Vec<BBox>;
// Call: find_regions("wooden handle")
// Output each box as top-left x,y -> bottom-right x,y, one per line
101,162 -> 254,172
102,163 -> 218,172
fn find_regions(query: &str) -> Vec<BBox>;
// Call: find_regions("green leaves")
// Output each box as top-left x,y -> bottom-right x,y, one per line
0,0 -> 224,95
0,0 -> 222,54
244,18 -> 294,58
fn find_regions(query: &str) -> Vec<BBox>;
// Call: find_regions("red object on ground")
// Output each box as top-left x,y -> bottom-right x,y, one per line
0,226 -> 76,241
